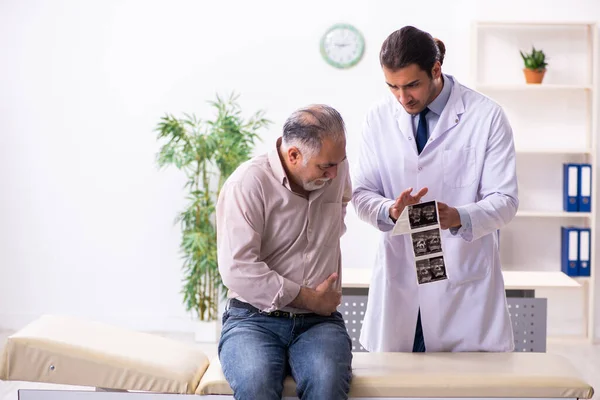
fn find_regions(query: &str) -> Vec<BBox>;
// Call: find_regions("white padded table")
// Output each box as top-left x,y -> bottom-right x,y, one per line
2,315 -> 594,400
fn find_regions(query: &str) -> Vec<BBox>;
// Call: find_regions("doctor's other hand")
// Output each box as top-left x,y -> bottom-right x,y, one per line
389,187 -> 429,221
437,202 -> 461,230
313,273 -> 342,316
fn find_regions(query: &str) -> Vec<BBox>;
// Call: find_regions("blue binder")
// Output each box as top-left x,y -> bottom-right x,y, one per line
578,227 -> 591,277
563,164 -> 580,212
561,226 -> 579,276
578,164 -> 592,212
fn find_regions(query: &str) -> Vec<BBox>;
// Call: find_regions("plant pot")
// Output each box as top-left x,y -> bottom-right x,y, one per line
194,320 -> 220,343
523,68 -> 546,84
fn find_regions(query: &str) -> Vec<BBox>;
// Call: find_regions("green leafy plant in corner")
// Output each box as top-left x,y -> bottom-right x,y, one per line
520,46 -> 548,71
154,93 -> 271,321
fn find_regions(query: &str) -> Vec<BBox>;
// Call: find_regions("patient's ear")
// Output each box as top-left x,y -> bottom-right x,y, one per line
288,146 -> 301,165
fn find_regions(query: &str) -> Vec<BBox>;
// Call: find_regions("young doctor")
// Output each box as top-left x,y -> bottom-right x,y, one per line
351,26 -> 519,352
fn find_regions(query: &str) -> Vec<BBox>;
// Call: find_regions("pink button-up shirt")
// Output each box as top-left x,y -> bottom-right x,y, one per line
216,139 -> 352,313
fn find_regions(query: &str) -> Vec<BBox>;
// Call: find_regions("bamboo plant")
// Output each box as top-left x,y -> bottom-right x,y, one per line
154,93 -> 271,321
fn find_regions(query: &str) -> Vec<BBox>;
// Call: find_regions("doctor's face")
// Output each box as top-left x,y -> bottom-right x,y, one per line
383,62 -> 441,115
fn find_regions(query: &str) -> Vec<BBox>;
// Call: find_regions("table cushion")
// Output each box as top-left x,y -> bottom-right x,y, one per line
0,315 -> 209,394
197,352 -> 594,398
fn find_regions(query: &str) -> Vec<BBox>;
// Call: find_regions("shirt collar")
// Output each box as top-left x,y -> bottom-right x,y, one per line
427,74 -> 452,116
268,137 -> 291,188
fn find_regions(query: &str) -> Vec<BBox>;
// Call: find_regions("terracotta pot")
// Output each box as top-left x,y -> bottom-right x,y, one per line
523,68 -> 546,84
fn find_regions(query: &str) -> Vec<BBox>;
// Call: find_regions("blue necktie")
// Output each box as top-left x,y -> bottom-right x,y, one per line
414,109 -> 429,351
416,108 -> 430,154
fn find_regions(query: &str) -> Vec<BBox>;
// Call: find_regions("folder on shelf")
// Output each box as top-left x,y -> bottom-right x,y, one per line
561,226 -> 579,276
578,227 -> 591,277
578,163 -> 592,212
563,164 -> 580,212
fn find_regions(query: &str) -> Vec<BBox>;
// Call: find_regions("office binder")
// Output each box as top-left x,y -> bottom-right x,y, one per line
563,164 -> 580,212
561,227 -> 579,276
578,163 -> 592,212
578,227 -> 591,277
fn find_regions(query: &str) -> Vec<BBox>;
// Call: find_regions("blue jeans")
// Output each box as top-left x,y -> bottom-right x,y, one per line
218,303 -> 353,400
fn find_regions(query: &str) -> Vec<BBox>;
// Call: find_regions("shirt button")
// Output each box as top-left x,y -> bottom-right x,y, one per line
418,167 -> 423,171
408,137 -> 412,141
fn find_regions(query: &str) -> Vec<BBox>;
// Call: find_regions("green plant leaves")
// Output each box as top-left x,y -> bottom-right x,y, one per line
520,46 -> 548,70
154,92 -> 271,321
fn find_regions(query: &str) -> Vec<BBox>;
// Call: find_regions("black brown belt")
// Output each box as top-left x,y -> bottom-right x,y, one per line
228,298 -> 318,318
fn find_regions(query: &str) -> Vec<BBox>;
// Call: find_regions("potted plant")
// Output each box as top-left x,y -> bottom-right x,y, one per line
520,46 -> 548,84
154,93 -> 271,341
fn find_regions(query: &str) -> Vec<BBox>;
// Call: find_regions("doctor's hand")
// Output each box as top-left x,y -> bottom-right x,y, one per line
437,202 -> 461,230
389,187 -> 429,222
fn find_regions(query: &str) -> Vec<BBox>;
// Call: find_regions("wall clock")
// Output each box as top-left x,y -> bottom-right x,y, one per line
320,23 -> 365,69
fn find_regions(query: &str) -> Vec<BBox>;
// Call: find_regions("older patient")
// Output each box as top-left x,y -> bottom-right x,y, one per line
216,104 -> 353,400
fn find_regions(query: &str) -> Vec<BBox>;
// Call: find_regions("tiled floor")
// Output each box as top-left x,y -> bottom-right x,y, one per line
0,331 -> 598,399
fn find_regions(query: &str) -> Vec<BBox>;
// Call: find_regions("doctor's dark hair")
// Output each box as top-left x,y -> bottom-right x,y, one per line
379,26 -> 446,78
282,104 -> 346,162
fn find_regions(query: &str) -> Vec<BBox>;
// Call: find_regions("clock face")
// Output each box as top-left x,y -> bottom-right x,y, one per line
320,23 -> 365,69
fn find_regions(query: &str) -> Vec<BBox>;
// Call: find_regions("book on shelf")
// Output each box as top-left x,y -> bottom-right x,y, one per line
563,163 -> 592,212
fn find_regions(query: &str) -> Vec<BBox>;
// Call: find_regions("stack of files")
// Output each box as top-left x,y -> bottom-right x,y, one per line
563,163 -> 592,212
561,226 -> 591,277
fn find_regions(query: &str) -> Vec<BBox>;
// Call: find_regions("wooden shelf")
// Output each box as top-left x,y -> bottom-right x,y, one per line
477,84 -> 592,91
502,271 -> 581,289
475,21 -> 597,28
342,268 -> 371,288
515,148 -> 592,154
341,269 -> 580,290
516,211 -> 592,218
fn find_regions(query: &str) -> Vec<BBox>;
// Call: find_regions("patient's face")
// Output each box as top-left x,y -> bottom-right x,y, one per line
297,137 -> 346,191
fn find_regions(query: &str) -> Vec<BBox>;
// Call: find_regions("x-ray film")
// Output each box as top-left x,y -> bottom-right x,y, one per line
391,200 -> 448,285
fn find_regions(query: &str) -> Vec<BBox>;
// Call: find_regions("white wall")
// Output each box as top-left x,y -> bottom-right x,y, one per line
1,0 -> 599,338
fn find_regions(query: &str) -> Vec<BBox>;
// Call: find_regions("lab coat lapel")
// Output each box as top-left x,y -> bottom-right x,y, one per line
396,106 -> 417,154
429,75 -> 466,141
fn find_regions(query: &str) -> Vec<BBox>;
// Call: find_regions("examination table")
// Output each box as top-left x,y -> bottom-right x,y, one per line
0,315 -> 594,400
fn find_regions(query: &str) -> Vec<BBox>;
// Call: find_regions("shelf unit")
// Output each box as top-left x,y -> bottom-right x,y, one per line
515,149 -> 593,155
516,211 -> 592,218
472,21 -> 598,342
477,84 -> 593,91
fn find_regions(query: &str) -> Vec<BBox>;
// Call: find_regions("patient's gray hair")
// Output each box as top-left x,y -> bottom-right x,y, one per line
281,104 -> 346,163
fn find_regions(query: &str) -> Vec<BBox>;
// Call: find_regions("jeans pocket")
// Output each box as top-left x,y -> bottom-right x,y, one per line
226,306 -> 257,321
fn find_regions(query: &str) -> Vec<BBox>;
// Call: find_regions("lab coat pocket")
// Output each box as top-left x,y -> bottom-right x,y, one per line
444,234 -> 491,286
443,147 -> 477,188
319,202 -> 342,248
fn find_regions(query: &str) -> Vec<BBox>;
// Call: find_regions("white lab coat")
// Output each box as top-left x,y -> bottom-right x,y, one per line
351,74 -> 519,352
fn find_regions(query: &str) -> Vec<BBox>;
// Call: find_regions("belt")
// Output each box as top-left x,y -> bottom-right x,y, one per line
229,298 -> 317,318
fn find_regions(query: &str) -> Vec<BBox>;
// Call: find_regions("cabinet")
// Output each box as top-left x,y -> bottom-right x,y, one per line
471,21 -> 598,342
